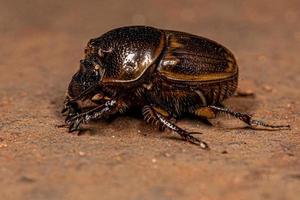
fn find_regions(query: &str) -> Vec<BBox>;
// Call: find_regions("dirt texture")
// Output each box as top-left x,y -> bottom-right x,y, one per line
0,1 -> 300,200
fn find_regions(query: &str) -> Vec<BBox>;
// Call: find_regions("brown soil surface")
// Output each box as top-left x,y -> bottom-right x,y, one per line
1,1 -> 300,200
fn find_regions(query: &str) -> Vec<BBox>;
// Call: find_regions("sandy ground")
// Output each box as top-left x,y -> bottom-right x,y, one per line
1,0 -> 300,200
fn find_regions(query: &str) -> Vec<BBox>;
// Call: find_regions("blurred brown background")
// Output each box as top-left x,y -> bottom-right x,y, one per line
0,0 -> 300,200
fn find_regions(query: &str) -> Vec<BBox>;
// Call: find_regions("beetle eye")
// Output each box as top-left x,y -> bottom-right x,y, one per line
94,67 -> 99,78
94,64 -> 101,77
98,47 -> 113,57
93,64 -> 105,82
94,64 -> 100,71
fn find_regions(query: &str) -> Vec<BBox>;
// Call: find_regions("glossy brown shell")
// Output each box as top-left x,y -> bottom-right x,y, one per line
85,26 -> 165,83
85,26 -> 238,84
157,30 -> 238,82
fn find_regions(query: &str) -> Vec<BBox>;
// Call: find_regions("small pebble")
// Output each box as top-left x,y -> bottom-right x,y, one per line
164,152 -> 171,158
78,151 -> 85,156
262,85 -> 273,92
152,158 -> 157,163
237,89 -> 255,97
257,55 -> 267,61
221,150 -> 228,154
19,176 -> 35,183
115,156 -> 122,161
0,144 -> 7,148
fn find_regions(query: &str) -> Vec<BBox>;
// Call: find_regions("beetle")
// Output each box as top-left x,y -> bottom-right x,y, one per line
62,26 -> 290,149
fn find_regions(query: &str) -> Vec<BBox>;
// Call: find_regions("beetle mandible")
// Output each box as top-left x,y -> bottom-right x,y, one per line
62,26 -> 290,149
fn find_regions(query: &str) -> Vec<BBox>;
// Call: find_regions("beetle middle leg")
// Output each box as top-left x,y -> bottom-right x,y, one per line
202,105 -> 290,130
142,105 -> 209,149
61,85 -> 99,118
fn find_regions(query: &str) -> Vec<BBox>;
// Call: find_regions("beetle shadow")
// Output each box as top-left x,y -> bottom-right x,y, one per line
225,126 -> 291,132
51,89 -> 68,121
223,95 -> 257,113
163,135 -> 193,144
76,110 -> 153,137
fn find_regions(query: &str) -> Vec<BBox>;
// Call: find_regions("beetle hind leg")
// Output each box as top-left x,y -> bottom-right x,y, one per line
208,105 -> 290,130
142,105 -> 209,149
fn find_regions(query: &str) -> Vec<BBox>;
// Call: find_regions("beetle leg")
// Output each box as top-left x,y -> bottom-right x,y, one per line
208,105 -> 290,130
142,105 -> 209,149
62,101 -> 81,120
66,100 -> 117,132
151,106 -> 176,131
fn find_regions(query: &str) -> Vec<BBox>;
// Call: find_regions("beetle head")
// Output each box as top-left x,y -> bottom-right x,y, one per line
62,58 -> 106,116
67,58 -> 104,99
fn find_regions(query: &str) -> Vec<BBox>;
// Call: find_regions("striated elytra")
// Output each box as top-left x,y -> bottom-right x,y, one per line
62,26 -> 290,149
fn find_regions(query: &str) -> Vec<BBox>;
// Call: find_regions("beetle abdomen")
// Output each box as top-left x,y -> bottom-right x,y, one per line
202,74 -> 238,105
147,72 -> 238,116
157,30 -> 238,82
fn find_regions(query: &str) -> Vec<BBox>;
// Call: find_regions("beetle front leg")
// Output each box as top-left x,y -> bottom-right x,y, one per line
62,97 -> 82,121
66,100 -> 118,132
208,105 -> 290,130
142,105 -> 209,149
